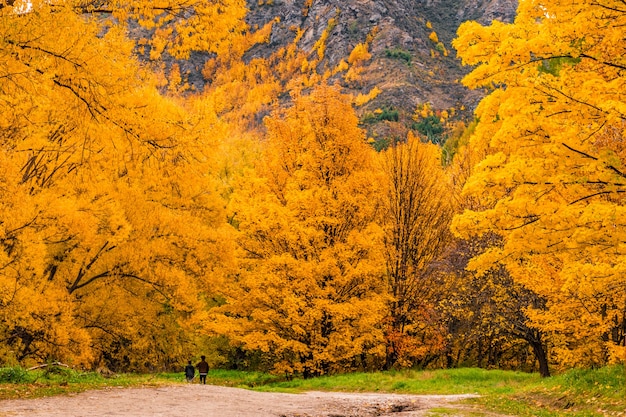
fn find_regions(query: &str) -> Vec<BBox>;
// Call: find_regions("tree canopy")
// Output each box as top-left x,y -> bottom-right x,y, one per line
452,0 -> 626,367
1,0 -> 624,376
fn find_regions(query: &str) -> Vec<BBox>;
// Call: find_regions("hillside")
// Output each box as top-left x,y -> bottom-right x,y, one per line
166,1 -> 518,141
243,0 -> 518,138
246,0 -> 516,104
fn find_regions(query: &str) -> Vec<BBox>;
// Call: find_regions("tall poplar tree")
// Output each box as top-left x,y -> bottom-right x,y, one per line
0,0 -> 238,369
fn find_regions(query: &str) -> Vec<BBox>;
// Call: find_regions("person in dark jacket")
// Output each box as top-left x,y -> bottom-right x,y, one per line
184,360 -> 195,383
196,356 -> 209,384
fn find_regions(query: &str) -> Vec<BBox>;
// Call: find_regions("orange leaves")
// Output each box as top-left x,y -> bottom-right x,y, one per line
353,87 -> 381,107
453,0 -> 626,368
348,43 -> 371,65
377,136 -> 453,368
0,0 -> 240,369
105,0 -> 248,60
216,85 -> 387,376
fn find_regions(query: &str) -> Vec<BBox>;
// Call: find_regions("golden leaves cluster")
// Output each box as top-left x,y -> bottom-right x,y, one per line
213,85 -> 389,376
452,0 -> 626,367
0,0 -> 240,368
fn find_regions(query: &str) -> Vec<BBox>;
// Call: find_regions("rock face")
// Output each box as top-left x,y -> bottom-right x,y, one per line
245,0 -> 517,115
165,1 -> 517,138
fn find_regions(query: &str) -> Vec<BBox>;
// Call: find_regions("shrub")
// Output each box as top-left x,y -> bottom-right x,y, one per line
0,367 -> 28,383
360,112 -> 378,124
385,48 -> 411,65
412,115 -> 444,144
360,107 -> 399,124
370,137 -> 391,152
378,107 -> 399,122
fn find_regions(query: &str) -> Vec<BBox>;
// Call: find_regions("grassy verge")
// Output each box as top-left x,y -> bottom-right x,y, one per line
0,366 -> 173,400
258,366 -> 624,417
256,367 -> 536,395
483,366 -> 625,417
0,365 -> 623,416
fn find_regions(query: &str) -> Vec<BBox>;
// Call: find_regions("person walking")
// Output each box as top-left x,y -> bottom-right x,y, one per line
184,360 -> 195,383
196,355 -> 209,384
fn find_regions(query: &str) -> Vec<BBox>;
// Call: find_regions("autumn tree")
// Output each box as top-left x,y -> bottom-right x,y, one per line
195,17 -> 379,131
70,0 -> 249,61
1,0 -> 381,370
377,135 -> 453,369
0,0 -> 236,369
437,234 -> 551,376
212,85 -> 388,377
452,0 -> 626,367
435,130 -> 552,376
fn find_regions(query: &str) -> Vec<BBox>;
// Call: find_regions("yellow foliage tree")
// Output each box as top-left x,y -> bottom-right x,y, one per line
452,0 -> 626,367
0,0 -> 234,369
212,85 -> 388,377
76,0 -> 249,60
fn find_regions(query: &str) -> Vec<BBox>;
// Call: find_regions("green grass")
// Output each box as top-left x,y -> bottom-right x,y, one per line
385,47 -> 412,65
255,367 -> 536,395
250,366 -> 625,416
427,407 -> 457,416
206,369 -> 283,388
1,365 -> 623,416
484,366 -> 625,417
0,365 -> 172,400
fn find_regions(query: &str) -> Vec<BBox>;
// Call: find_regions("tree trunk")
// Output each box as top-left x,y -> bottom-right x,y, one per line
384,341 -> 398,370
529,339 -> 550,377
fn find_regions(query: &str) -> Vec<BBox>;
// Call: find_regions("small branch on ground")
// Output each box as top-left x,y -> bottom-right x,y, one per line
27,362 -> 71,371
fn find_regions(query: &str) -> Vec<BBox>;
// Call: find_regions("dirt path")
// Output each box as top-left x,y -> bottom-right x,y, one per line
0,384 -> 485,417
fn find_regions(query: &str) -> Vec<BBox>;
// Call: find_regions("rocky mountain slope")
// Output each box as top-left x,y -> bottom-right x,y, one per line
243,0 -> 517,138
165,0 -> 517,141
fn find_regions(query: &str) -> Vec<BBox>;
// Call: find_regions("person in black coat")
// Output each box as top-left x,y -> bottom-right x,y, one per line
184,360 -> 195,383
